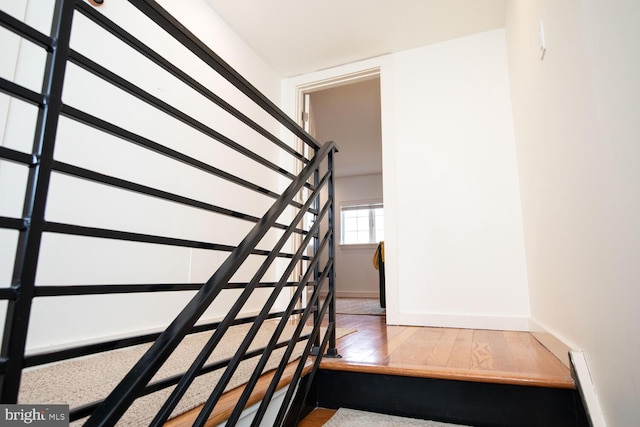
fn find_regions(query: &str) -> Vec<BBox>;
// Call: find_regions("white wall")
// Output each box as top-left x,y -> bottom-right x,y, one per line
334,174 -> 383,298
506,1 -> 640,425
387,29 -> 530,330
0,0 -> 292,352
283,29 -> 530,331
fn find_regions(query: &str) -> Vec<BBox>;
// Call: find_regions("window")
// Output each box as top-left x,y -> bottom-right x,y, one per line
340,202 -> 384,245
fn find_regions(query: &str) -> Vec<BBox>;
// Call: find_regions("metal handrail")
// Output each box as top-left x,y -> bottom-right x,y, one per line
0,0 -> 338,425
84,139 -> 336,425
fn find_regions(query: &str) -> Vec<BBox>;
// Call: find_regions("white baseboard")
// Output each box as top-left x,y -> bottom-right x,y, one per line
386,311 -> 530,331
527,322 -> 605,426
570,351 -> 607,427
321,291 -> 380,299
528,319 -> 571,367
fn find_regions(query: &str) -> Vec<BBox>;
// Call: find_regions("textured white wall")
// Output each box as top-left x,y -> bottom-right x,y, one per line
506,0 -> 640,424
0,0 -> 289,351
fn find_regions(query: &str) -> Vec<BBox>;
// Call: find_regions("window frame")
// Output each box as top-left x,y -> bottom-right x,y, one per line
339,200 -> 384,246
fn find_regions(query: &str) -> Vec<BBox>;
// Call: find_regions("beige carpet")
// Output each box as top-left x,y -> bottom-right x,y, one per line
335,298 -> 386,316
19,321 -> 355,426
324,408 -> 469,427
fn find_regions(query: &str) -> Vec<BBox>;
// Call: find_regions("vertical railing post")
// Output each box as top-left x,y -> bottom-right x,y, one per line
310,145 -> 321,353
0,0 -> 75,402
325,147 -> 340,357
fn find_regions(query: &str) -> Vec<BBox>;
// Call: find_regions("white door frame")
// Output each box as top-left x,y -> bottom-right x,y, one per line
294,67 -> 381,126
282,56 -> 397,324
293,67 -> 382,305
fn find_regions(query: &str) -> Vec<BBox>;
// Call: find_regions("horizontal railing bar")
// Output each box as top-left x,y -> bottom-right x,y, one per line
0,0 -> 75,403
165,232 -> 331,425
60,105 -> 313,210
32,281 -> 312,297
0,288 -> 18,300
52,160 -> 307,235
225,281 -> 318,289
42,221 -> 309,260
84,141 -> 335,426
0,76 -> 45,106
224,233 -> 333,426
0,9 -> 53,50
35,284 -> 203,296
69,331 -> 312,422
130,0 -> 320,151
272,274 -> 334,427
74,1 -> 309,166
285,320 -> 334,427
43,222 -> 229,250
180,206 -> 331,424
67,49 -> 299,183
23,308 -> 307,369
0,216 -> 27,231
0,146 -> 38,166
151,169 -> 332,424
145,335 -> 310,395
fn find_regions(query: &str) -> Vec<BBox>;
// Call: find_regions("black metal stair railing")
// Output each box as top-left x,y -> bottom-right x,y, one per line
0,0 -> 338,426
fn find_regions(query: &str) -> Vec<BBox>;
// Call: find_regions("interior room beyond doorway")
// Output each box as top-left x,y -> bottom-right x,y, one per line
305,75 -> 383,302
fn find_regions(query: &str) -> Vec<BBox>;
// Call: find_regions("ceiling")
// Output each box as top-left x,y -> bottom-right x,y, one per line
205,0 -> 507,77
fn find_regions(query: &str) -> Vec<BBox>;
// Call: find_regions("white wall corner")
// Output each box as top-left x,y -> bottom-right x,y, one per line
528,319 -> 572,368
570,351 -> 607,427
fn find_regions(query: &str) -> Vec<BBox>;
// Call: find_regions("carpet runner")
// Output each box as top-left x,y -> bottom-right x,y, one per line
324,408 -> 469,427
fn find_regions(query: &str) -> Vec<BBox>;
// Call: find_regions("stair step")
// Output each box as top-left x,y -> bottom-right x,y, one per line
304,369 -> 588,427
323,408 -> 468,426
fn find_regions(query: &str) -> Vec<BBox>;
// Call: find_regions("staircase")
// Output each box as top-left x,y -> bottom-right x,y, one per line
295,315 -> 589,427
305,369 -> 587,426
0,0 -> 337,425
0,2 -> 592,426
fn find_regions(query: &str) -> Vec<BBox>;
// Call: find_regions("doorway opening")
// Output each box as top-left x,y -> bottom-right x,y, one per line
296,69 -> 385,313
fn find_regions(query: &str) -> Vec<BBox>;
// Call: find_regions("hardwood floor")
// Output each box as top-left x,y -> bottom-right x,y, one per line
169,312 -> 574,427
297,408 -> 336,427
321,314 -> 574,389
299,313 -> 576,426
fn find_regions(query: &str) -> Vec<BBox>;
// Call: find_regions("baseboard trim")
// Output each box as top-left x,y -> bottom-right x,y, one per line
526,322 -> 606,426
529,319 -> 572,368
385,311 -> 530,332
570,351 -> 606,427
321,291 -> 380,299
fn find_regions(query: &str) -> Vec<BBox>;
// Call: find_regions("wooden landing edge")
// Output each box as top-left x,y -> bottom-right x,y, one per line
298,408 -> 337,427
165,360 -> 313,427
529,319 -> 572,368
319,359 -> 575,390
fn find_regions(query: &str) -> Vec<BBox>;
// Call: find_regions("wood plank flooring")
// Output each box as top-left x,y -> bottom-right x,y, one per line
169,309 -> 574,427
321,313 -> 574,389
297,408 -> 336,427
